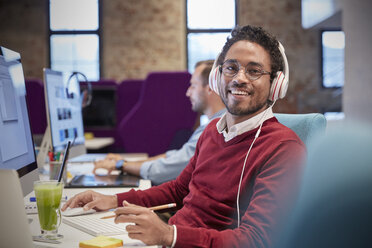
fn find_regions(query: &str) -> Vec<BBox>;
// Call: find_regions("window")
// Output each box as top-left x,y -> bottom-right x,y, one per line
321,30 -> 345,88
186,0 -> 237,71
48,0 -> 100,80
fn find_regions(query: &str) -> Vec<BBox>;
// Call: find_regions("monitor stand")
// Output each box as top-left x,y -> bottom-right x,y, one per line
37,126 -> 51,174
37,126 -> 87,173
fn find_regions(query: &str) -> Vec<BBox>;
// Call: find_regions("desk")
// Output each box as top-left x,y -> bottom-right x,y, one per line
85,137 -> 115,150
26,175 -> 157,247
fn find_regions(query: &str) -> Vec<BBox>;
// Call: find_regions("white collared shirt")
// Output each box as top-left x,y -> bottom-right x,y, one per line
216,107 -> 274,142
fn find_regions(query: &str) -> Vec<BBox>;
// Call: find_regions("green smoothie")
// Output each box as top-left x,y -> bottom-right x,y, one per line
34,182 -> 63,231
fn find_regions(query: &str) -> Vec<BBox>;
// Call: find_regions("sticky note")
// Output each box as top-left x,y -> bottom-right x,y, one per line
79,235 -> 123,248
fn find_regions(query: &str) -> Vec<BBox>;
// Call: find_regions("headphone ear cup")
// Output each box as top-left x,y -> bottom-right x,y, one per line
209,65 -> 221,95
269,71 -> 288,102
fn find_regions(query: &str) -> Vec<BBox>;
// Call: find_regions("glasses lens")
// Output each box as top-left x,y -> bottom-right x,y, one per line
246,66 -> 265,80
222,61 -> 239,77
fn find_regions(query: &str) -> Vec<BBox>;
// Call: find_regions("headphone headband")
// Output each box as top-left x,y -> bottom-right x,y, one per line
209,41 -> 290,102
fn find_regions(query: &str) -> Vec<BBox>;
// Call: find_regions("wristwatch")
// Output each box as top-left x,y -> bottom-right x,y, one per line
115,160 -> 125,170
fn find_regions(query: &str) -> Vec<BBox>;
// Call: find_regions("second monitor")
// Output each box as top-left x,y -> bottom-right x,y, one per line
42,68 -> 86,159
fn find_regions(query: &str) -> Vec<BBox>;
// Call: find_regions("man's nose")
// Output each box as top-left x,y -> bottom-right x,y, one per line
233,68 -> 249,83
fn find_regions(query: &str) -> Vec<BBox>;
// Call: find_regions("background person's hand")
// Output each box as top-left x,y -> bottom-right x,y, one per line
93,159 -> 116,175
105,153 -> 123,161
114,201 -> 174,246
61,190 -> 118,211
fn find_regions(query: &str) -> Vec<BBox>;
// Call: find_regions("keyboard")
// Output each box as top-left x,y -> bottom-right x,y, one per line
25,203 -> 38,214
62,213 -> 128,236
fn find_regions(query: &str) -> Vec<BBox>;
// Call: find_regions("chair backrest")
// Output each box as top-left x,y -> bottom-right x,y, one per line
274,113 -> 327,147
25,79 -> 47,135
116,79 -> 144,124
118,71 -> 197,156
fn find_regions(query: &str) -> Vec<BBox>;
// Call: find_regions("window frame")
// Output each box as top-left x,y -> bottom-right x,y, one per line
47,0 -> 102,80
185,0 -> 238,70
320,28 -> 344,89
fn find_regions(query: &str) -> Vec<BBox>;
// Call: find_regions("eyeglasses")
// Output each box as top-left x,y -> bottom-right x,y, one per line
220,60 -> 271,81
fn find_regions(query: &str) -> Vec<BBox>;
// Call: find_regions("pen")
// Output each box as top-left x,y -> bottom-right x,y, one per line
100,203 -> 177,219
58,141 -> 71,182
30,196 -> 68,202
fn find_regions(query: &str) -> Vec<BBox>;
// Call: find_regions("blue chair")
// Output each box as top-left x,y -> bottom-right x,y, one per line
274,113 -> 327,147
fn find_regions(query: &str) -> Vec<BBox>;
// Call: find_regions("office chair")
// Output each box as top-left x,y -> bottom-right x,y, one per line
275,122 -> 372,248
274,113 -> 327,147
118,71 -> 197,156
116,79 -> 144,124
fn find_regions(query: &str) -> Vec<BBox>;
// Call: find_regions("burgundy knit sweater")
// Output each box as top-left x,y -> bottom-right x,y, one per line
117,117 -> 306,247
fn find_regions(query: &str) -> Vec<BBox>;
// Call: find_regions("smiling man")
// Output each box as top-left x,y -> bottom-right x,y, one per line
63,25 -> 306,248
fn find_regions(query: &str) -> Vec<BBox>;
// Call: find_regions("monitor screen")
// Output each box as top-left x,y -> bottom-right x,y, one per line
43,68 -> 85,153
0,46 -> 39,196
82,86 -> 116,128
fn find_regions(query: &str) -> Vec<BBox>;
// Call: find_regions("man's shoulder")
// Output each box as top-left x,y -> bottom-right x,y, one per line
265,117 -> 304,145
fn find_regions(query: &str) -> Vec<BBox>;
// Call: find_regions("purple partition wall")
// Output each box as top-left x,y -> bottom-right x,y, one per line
115,79 -> 144,148
118,71 -> 197,156
25,79 -> 47,135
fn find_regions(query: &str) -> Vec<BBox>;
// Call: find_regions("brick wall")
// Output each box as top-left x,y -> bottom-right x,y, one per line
0,0 -> 341,113
238,0 -> 341,113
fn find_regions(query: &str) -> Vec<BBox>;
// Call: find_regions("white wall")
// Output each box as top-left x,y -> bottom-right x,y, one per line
342,0 -> 372,124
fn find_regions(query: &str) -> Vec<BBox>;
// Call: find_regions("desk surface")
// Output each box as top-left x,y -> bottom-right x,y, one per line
26,175 -> 156,247
85,137 -> 115,150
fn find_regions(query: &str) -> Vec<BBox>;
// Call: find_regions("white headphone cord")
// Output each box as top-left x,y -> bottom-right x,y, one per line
236,103 -> 275,227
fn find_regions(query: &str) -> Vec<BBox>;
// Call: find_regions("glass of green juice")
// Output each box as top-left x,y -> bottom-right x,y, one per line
34,180 -> 64,240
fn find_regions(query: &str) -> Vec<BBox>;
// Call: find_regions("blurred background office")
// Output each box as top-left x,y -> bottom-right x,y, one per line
1,0 -> 371,154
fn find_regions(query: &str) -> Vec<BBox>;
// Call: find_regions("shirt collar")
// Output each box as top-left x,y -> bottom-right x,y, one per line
210,109 -> 226,120
216,107 -> 274,142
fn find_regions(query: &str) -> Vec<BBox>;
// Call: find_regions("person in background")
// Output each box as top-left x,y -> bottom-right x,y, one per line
63,25 -> 306,247
93,60 -> 226,185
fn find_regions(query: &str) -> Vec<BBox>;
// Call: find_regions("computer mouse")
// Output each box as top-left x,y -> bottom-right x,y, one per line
62,207 -> 96,217
94,168 -> 109,176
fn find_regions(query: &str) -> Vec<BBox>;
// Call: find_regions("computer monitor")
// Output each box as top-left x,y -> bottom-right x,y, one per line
82,85 -> 117,128
42,68 -> 86,158
0,46 -> 39,196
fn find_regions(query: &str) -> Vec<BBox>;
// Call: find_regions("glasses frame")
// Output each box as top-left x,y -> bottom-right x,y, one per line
220,60 -> 271,81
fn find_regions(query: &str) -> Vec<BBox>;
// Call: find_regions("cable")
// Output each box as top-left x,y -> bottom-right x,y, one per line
236,102 -> 276,227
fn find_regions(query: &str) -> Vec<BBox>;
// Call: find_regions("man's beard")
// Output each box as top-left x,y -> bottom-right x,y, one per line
222,96 -> 268,116
220,83 -> 269,116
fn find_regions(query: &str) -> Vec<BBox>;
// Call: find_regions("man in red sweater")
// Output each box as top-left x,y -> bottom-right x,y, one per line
63,25 -> 306,247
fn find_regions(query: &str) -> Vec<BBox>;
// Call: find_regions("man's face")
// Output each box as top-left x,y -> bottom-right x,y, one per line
219,40 -> 272,118
186,64 -> 208,114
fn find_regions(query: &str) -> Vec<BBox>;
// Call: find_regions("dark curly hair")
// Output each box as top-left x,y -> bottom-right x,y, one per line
218,25 -> 284,83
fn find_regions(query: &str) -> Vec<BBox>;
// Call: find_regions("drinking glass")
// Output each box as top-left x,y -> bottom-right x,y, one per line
34,180 -> 64,240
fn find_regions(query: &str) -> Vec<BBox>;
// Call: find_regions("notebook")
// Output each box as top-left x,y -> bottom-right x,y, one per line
0,169 -> 53,248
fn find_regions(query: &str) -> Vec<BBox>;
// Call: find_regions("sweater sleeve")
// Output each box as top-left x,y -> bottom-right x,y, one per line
139,124 -> 205,185
116,145 -> 199,208
173,140 -> 306,248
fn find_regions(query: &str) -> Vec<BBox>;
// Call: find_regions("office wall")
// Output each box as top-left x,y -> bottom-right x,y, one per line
0,0 -> 342,114
102,0 -> 186,80
0,0 -> 48,79
342,0 -> 372,124
238,0 -> 341,114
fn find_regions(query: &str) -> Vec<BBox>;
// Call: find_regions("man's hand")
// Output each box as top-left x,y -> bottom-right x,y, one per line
93,159 -> 116,174
114,201 -> 174,246
61,190 -> 118,211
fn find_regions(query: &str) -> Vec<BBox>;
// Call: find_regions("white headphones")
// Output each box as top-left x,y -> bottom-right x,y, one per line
208,41 -> 289,102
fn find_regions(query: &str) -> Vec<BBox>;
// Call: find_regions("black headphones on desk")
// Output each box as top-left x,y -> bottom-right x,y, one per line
66,71 -> 92,108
